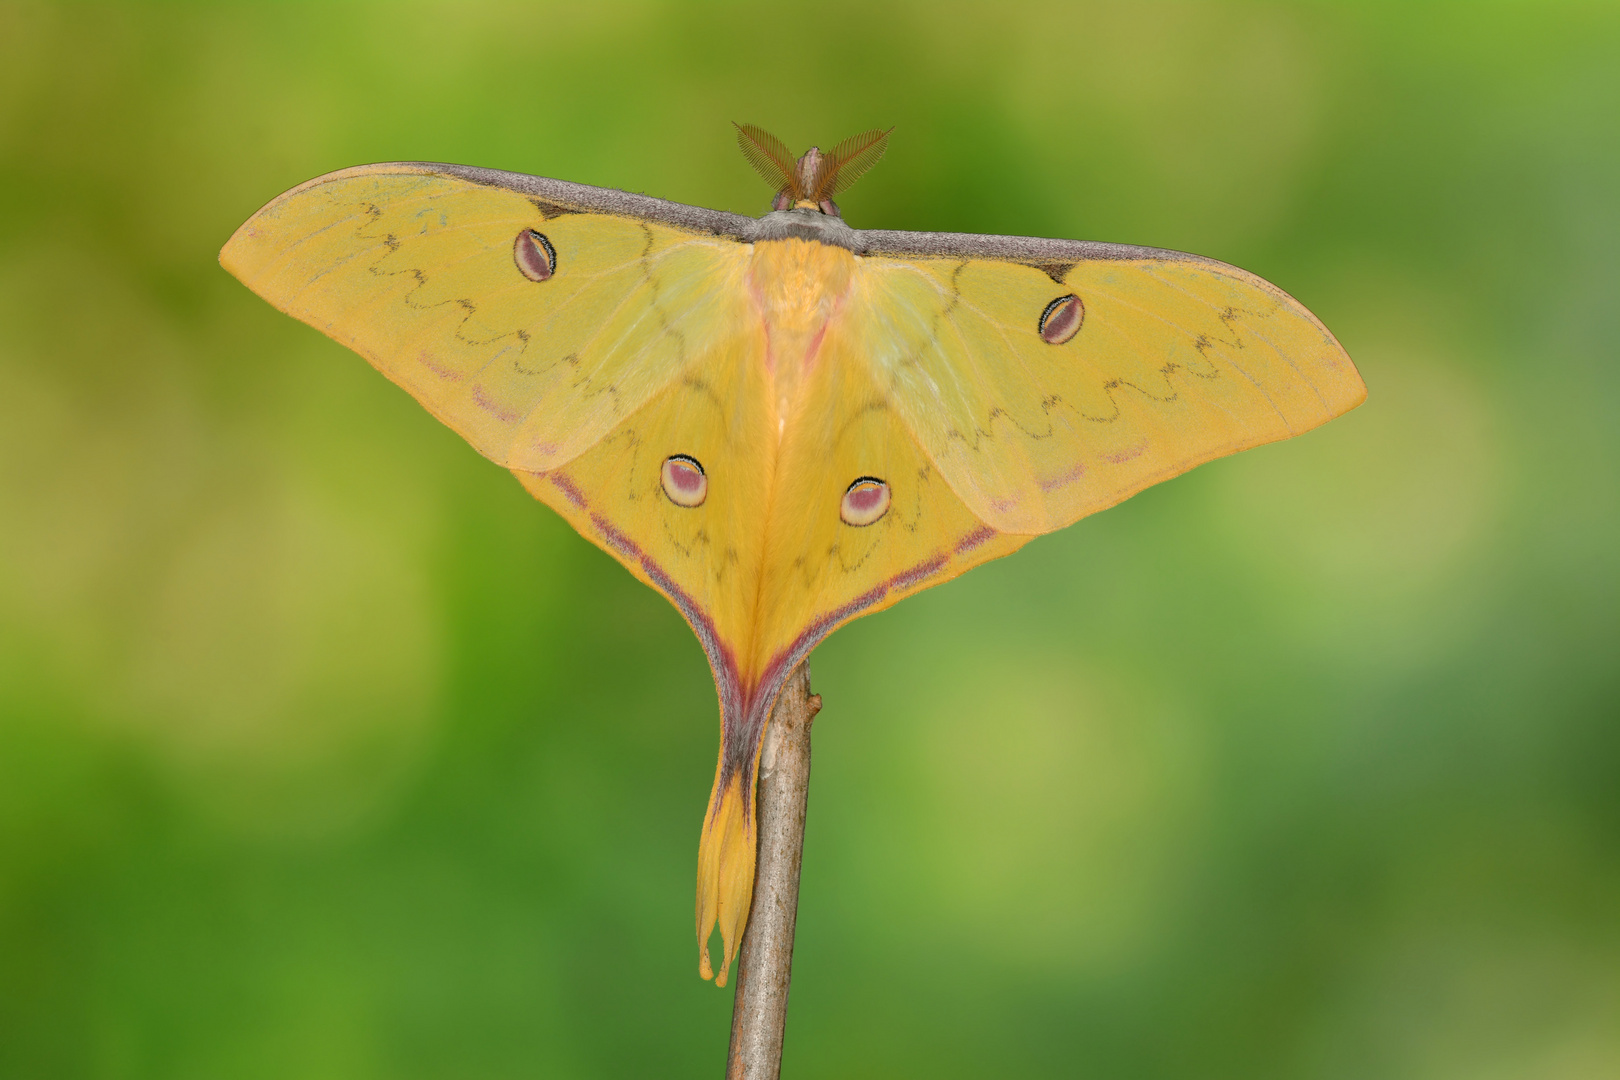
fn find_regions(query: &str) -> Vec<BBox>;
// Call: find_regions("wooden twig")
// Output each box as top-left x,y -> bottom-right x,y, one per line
725,660 -> 820,1080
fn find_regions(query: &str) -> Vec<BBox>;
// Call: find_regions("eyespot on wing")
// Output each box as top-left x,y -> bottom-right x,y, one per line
513,229 -> 556,282
662,454 -> 708,507
840,477 -> 890,526
1038,294 -> 1083,344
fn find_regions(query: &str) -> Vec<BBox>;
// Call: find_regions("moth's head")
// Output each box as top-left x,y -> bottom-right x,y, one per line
734,123 -> 892,218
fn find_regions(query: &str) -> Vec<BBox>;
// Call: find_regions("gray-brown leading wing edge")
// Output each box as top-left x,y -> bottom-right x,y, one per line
395,163 -> 1215,268
401,161 -> 759,240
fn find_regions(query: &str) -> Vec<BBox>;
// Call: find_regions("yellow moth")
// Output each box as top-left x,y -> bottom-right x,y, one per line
221,125 -> 1365,988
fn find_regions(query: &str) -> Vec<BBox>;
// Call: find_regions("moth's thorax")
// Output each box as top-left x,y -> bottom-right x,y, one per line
747,209 -> 860,249
747,238 -> 856,425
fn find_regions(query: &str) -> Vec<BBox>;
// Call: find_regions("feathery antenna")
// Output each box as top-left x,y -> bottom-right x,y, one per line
817,128 -> 892,199
733,124 -> 893,214
734,124 -> 797,201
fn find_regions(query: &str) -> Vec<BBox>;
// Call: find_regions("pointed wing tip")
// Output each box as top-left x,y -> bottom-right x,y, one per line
218,221 -> 261,283
1343,367 -> 1369,411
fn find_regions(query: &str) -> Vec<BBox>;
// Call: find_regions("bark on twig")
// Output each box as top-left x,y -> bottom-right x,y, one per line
725,660 -> 820,1080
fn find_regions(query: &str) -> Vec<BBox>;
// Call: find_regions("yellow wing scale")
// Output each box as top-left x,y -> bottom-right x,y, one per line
858,255 -> 1364,534
221,166 -> 751,473
221,164 -> 1364,988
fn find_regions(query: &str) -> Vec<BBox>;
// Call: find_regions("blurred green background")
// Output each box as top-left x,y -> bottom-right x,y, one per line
2,1 -> 1617,1077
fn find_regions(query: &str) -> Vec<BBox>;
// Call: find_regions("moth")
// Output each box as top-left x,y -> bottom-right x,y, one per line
221,124 -> 1365,986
